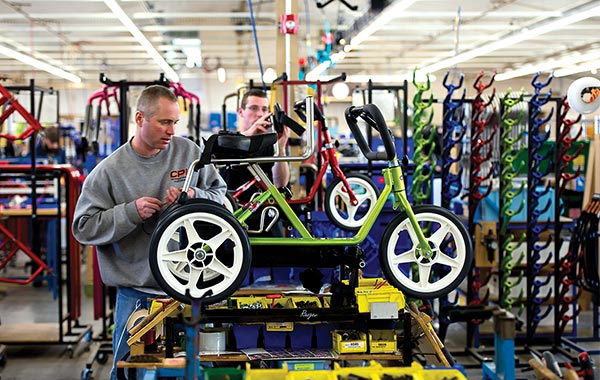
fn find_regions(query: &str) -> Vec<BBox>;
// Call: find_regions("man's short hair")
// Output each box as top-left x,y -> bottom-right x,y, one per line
240,89 -> 267,109
44,126 -> 60,143
136,85 -> 177,118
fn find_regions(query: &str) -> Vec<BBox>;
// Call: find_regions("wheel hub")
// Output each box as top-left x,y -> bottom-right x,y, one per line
194,248 -> 207,261
415,243 -> 437,263
188,244 -> 213,269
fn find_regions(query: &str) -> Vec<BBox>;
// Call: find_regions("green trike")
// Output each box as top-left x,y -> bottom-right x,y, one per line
149,97 -> 472,304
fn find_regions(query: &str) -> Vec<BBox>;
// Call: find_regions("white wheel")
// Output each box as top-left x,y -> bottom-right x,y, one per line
379,205 -> 472,299
567,77 -> 600,114
149,200 -> 251,304
324,173 -> 380,231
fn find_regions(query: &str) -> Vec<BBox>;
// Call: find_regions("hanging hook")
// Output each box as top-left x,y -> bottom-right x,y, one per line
530,89 -> 554,108
473,70 -> 497,92
558,307 -> 581,335
532,287 -> 553,305
443,69 -> 464,93
530,71 -> 554,91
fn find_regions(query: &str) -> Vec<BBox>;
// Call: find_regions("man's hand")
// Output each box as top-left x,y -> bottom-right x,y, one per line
277,125 -> 290,156
165,186 -> 193,205
135,197 -> 163,220
243,112 -> 273,136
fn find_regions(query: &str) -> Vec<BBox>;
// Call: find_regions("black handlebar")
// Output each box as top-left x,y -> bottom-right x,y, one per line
344,104 -> 396,161
294,98 -> 325,124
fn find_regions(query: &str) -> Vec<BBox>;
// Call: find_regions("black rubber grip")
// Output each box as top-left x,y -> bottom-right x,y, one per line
344,104 -> 396,161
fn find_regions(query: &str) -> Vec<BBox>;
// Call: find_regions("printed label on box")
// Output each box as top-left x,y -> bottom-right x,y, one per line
266,322 -> 294,331
343,341 -> 365,349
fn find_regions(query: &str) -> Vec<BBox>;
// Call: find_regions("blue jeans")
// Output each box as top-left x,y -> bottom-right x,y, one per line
111,287 -> 158,380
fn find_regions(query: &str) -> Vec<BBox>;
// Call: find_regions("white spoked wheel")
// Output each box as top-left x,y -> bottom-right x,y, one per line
149,200 -> 251,305
567,77 -> 600,114
379,205 -> 472,299
324,173 -> 380,231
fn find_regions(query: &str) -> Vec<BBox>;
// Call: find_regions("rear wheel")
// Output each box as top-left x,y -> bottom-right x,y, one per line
149,200 -> 251,305
379,205 -> 472,299
324,173 -> 380,231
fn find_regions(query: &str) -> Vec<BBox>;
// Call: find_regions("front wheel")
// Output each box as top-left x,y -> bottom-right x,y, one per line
379,205 -> 472,299
149,200 -> 251,305
324,173 -> 380,231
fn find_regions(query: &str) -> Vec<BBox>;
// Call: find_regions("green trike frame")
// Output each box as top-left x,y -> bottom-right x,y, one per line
149,97 -> 472,305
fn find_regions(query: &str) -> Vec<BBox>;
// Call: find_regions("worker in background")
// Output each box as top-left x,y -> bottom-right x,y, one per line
221,89 -> 292,285
34,126 -> 66,164
220,88 -> 290,204
71,85 -> 226,380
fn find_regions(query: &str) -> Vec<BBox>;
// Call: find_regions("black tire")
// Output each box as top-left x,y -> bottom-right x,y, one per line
379,205 -> 472,299
324,173 -> 380,231
222,192 -> 239,213
149,200 -> 251,305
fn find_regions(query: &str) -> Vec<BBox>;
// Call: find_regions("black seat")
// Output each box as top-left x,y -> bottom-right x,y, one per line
206,131 -> 277,159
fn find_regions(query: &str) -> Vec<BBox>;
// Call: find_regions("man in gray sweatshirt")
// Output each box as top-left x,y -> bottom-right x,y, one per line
72,85 -> 226,379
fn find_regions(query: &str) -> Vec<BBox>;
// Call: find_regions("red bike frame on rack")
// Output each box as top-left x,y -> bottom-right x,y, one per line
230,74 -> 362,212
230,105 -> 359,208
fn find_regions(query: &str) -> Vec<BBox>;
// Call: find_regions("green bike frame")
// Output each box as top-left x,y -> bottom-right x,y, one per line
233,156 -> 434,258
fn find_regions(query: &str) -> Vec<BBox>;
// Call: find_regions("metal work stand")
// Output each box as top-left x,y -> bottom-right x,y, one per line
482,310 -> 516,380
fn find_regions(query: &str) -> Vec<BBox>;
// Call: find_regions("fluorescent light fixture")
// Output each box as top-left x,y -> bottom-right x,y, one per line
417,2 -> 600,76
555,61 -> 600,77
103,0 -> 179,82
0,44 -> 81,83
318,74 -> 436,84
497,50 -> 600,80
173,38 -> 202,69
305,52 -> 346,81
306,0 -> 416,79
350,0 -> 418,47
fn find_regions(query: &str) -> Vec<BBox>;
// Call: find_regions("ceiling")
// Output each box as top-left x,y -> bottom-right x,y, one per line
1,0 -> 600,88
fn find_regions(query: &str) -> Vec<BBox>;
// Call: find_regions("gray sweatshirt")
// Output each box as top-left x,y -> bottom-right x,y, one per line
72,136 -> 227,291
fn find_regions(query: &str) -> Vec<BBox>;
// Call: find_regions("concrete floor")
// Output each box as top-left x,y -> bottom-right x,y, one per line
0,275 -> 598,380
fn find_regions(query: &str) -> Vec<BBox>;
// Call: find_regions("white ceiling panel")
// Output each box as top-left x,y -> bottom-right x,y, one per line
0,0 -> 598,86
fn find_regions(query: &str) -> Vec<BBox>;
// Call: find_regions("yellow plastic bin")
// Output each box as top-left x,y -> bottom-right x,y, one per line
287,369 -> 336,380
331,330 -> 367,354
244,363 -> 288,380
332,361 -> 384,379
232,296 -> 268,309
352,278 -> 406,313
290,295 -> 322,309
379,362 -> 468,380
368,329 -> 397,354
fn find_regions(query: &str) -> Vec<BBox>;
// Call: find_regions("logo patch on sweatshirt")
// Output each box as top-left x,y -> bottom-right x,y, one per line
170,168 -> 187,180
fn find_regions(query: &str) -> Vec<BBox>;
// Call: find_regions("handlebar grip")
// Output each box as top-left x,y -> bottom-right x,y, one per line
344,104 -> 396,161
294,98 -> 325,123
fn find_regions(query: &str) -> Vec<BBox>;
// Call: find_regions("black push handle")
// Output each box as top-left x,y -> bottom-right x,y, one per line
294,98 -> 325,124
344,104 -> 396,161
